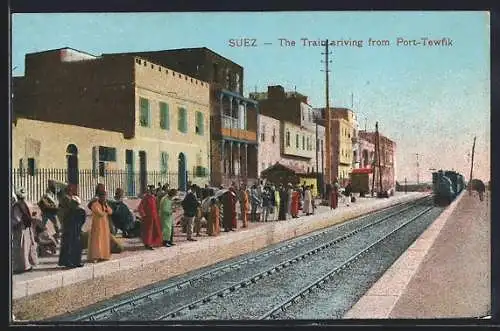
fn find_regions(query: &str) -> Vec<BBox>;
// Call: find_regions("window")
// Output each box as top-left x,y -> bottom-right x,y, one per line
272,127 -> 276,143
308,111 -> 312,122
178,107 -> 188,133
286,131 -> 291,147
307,137 -> 310,151
261,125 -> 266,142
195,111 -> 204,135
302,136 -> 305,150
99,146 -> 117,162
159,102 -> 170,130
262,162 -> 266,170
139,97 -> 150,127
27,158 -> 36,176
296,134 -> 299,148
98,146 -> 117,177
160,152 -> 169,174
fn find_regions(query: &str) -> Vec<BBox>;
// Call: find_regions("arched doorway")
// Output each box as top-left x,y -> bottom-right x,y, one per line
66,144 -> 79,185
178,153 -> 187,191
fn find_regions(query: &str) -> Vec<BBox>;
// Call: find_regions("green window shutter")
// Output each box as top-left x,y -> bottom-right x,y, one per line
139,98 -> 150,127
160,102 -> 170,130
160,152 -> 169,173
178,107 -> 188,133
196,112 -> 204,135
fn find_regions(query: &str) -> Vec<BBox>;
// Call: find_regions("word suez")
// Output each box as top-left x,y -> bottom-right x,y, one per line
228,38 -> 258,47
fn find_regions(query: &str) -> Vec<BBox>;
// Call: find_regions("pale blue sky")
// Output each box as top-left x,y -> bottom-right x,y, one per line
11,11 -> 490,182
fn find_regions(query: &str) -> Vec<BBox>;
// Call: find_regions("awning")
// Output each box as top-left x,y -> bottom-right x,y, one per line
351,168 -> 372,174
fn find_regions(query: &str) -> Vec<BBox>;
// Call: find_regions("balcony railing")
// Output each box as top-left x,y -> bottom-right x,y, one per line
222,115 -> 241,129
220,115 -> 257,141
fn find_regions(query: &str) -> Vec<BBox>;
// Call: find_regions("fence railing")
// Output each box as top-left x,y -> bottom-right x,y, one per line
11,168 -> 210,203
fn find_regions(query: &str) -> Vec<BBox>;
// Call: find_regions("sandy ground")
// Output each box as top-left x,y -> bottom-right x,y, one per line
389,192 -> 490,318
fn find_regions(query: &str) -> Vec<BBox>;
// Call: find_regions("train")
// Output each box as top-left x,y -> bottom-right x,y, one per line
432,170 -> 466,205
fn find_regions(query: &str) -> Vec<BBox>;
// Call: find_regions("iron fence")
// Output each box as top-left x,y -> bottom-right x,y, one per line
11,168 -> 210,203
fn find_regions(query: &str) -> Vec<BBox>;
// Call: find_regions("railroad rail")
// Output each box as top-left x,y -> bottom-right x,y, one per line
155,197 -> 432,320
66,196 -> 430,321
258,206 -> 434,319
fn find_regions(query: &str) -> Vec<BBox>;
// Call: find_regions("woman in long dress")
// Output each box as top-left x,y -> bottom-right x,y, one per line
159,189 -> 177,247
331,178 -> 340,210
291,188 -> 300,218
58,185 -> 86,268
87,184 -> 113,263
303,185 -> 313,216
11,187 -> 38,274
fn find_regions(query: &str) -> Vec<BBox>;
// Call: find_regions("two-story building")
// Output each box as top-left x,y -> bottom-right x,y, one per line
250,85 -> 321,176
12,47 -> 211,199
109,48 -> 259,187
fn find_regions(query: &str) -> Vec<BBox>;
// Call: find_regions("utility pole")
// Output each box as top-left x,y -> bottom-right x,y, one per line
376,122 -> 383,196
322,39 -> 332,186
415,153 -> 421,185
315,110 -> 320,196
351,92 -> 354,109
468,136 -> 476,195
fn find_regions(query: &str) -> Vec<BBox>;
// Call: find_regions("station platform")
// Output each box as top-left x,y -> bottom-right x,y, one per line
12,191 -> 426,321
344,190 -> 490,319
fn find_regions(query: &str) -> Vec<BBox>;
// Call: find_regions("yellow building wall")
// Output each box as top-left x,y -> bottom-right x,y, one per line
133,59 -> 211,179
338,119 -> 353,181
282,122 -> 315,159
12,118 -> 210,187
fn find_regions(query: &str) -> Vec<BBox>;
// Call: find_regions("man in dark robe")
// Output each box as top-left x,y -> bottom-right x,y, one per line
181,184 -> 200,241
109,188 -> 136,237
58,185 -> 86,268
278,185 -> 288,220
222,190 -> 237,232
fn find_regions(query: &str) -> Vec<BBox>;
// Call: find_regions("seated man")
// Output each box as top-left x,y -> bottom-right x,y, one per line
33,217 -> 58,257
108,188 -> 136,237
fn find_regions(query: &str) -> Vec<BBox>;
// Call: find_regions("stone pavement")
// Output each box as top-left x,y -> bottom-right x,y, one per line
12,192 -> 426,321
344,190 -> 490,319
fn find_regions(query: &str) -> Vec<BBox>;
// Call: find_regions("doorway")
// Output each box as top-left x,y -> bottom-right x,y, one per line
139,151 -> 147,195
66,144 -> 79,185
178,152 -> 187,191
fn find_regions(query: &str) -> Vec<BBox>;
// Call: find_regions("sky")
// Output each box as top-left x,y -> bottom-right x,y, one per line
11,11 -> 490,183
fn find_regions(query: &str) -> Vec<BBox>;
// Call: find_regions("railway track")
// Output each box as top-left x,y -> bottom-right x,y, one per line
63,196 -> 432,321
258,206 -> 433,319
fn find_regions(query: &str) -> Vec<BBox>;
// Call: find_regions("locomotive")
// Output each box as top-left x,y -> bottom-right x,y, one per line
432,170 -> 466,205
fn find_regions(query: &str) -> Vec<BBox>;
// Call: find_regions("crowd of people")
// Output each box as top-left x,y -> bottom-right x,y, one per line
11,177 -> 355,275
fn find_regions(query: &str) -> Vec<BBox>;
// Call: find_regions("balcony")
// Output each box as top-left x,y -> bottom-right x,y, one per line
221,127 -> 257,141
220,115 -> 257,142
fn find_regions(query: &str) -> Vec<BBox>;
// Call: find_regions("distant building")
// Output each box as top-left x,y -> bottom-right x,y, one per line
358,130 -> 397,192
250,85 -> 320,176
316,107 -> 356,184
107,48 -> 259,187
257,115 -> 281,175
12,47 -> 211,194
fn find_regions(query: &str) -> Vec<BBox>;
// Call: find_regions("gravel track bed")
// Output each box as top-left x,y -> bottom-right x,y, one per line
163,205 -> 432,320
101,201 -> 426,321
272,206 -> 444,319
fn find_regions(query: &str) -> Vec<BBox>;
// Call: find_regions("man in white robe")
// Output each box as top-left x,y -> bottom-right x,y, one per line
11,187 -> 38,274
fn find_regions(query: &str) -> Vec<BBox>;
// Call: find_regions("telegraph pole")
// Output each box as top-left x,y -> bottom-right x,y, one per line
468,136 -> 476,195
322,39 -> 332,186
415,153 -> 420,185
